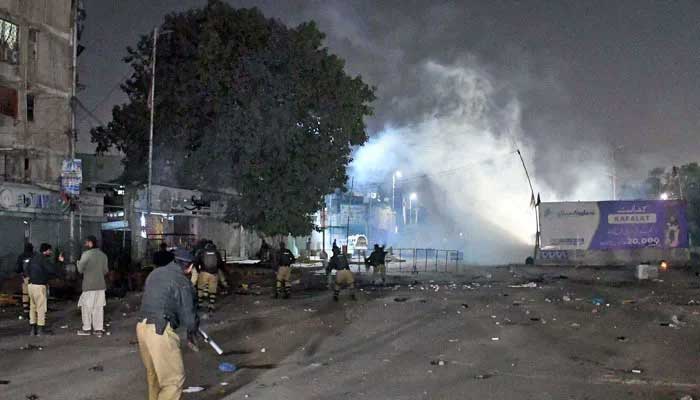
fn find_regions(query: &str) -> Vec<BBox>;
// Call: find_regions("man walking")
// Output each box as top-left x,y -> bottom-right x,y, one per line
272,242 -> 295,299
137,248 -> 198,400
16,242 -> 34,318
194,242 -> 223,314
152,242 -> 173,267
329,247 -> 356,302
367,244 -> 388,285
26,243 -> 62,336
76,235 -> 109,337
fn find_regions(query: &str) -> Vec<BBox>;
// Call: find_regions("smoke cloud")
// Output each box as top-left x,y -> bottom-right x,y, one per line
351,57 -> 613,264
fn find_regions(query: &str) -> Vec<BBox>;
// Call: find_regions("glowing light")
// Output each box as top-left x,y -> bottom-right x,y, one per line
660,192 -> 669,200
410,192 -> 417,201
660,260 -> 669,271
395,170 -> 402,178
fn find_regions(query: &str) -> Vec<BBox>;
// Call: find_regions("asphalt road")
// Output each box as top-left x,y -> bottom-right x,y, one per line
1,265 -> 699,400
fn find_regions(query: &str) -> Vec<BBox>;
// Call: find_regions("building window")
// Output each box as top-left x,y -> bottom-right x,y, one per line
26,94 -> 34,121
0,86 -> 18,118
0,18 -> 18,64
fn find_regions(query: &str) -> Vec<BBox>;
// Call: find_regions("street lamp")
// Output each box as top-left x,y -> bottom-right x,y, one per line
392,170 -> 402,211
409,192 -> 417,224
609,145 -> 624,200
660,192 -> 669,200
147,27 -> 173,217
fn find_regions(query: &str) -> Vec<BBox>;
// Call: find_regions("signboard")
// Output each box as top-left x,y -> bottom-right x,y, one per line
61,159 -> 82,196
0,183 -> 103,217
539,200 -> 688,250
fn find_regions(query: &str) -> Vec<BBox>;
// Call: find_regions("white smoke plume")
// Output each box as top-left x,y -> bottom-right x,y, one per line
351,58 -> 612,264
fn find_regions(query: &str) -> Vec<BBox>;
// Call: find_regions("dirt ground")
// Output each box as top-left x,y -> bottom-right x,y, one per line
1,264 -> 699,400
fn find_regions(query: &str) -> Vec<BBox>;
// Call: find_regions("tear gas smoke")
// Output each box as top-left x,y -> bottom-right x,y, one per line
351,58 -> 612,264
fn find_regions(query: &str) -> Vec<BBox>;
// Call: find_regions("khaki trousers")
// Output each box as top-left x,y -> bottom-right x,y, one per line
373,264 -> 387,282
136,321 -> 185,400
197,271 -> 218,310
28,284 -> 47,326
22,277 -> 29,314
276,266 -> 291,288
335,270 -> 355,293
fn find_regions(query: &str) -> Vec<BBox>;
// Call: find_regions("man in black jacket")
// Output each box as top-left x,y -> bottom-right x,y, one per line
272,242 -> 295,299
15,242 -> 34,318
152,242 -> 173,267
367,244 -> 388,285
329,247 -> 356,302
137,248 -> 198,400
194,242 -> 223,313
26,243 -> 63,336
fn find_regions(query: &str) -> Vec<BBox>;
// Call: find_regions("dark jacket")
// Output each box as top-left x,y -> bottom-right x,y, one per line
26,254 -> 59,285
367,248 -> 387,266
196,250 -> 222,274
16,251 -> 34,275
329,254 -> 350,271
279,248 -> 295,267
152,250 -> 174,267
139,262 -> 198,335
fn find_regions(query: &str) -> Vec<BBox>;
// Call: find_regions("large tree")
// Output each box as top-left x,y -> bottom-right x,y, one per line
645,163 -> 700,244
92,1 -> 375,236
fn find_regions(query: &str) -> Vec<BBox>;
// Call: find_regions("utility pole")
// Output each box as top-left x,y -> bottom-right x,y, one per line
516,149 -> 539,261
68,0 -> 78,263
610,145 -> 624,200
147,27 -> 158,218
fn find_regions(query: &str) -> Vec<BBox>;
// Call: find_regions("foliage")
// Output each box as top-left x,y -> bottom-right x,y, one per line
91,0 -> 375,236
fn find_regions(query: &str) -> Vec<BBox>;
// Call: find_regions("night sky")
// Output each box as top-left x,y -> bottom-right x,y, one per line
78,0 -> 700,189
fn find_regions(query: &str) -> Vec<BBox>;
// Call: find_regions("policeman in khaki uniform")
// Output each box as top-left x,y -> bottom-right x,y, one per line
16,242 -> 34,318
194,242 -> 223,313
137,249 -> 198,400
329,247 -> 356,301
272,242 -> 295,299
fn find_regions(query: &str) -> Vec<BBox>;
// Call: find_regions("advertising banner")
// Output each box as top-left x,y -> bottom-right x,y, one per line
539,200 -> 688,250
61,159 -> 82,196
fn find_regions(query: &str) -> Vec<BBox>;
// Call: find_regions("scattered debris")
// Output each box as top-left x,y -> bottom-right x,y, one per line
508,282 -> 537,288
622,299 -> 636,304
591,297 -> 605,306
0,380 -> 10,384
183,386 -> 205,393
88,365 -> 104,372
260,348 -> 266,353
218,362 -> 237,373
26,394 -> 39,400
461,303 -> 469,309
475,374 -> 493,380
562,295 -> 571,302
394,297 -> 409,302
616,336 -> 628,342
570,323 -> 580,328
679,395 -> 693,400
491,337 -> 500,341
430,360 -> 446,366
530,318 -> 540,322
20,344 -> 43,351
631,369 -> 643,374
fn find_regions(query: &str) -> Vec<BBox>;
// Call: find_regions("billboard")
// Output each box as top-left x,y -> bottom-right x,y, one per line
539,200 -> 688,250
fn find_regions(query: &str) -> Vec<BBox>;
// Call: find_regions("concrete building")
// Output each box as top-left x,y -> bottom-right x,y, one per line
0,1 -> 103,276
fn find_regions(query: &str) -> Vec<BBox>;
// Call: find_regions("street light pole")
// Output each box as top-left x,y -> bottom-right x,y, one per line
147,27 -> 158,217
610,145 -> 624,200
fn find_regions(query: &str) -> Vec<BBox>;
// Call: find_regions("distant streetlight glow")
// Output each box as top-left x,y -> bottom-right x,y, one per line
410,192 -> 417,200
395,170 -> 402,178
660,192 -> 669,200
392,170 -> 403,212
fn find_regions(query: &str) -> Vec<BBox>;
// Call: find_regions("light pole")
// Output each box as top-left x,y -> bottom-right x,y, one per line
409,192 -> 417,225
147,27 -> 173,217
609,145 -> 624,200
392,170 -> 402,211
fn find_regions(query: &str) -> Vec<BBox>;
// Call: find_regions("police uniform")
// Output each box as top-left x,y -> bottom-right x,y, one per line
137,249 -> 198,400
195,244 -> 222,312
273,244 -> 295,299
329,249 -> 356,301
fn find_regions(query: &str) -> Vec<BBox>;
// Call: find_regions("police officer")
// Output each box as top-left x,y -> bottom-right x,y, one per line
329,247 -> 356,302
273,242 -> 295,299
137,248 -> 198,400
26,243 -> 62,336
367,244 -> 388,286
194,242 -> 223,313
15,242 -> 34,318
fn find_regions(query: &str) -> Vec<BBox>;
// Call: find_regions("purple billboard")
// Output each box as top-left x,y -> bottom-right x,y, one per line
539,200 -> 688,251
590,200 -> 688,249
